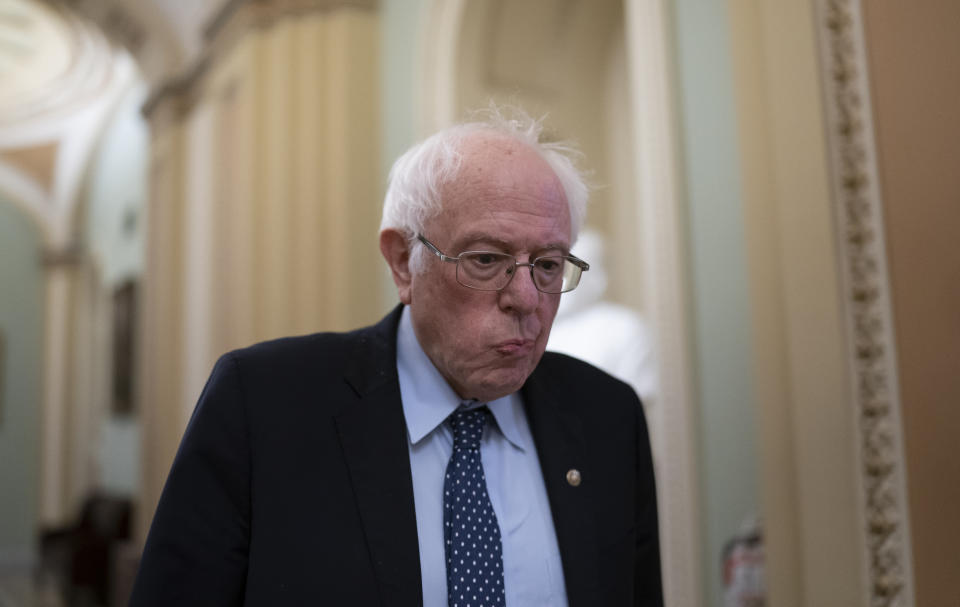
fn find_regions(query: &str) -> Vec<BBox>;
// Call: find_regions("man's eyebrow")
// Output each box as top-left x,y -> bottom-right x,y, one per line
537,241 -> 571,254
456,234 -> 512,250
456,234 -> 569,254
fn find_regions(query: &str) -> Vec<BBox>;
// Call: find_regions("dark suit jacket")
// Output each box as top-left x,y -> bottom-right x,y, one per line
129,305 -> 662,606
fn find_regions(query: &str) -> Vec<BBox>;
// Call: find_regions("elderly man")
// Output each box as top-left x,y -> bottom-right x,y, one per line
130,113 -> 662,606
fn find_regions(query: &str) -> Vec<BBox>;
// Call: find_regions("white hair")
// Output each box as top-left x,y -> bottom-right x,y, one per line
380,107 -> 589,273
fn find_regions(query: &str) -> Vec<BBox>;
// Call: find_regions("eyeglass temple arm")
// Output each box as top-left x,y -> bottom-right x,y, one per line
567,254 -> 590,272
417,234 -> 459,263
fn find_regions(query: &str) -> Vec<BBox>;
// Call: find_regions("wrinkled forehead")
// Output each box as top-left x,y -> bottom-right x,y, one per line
439,131 -> 568,216
456,130 -> 553,176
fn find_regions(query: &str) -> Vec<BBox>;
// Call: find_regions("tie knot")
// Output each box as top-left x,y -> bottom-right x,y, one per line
447,406 -> 487,451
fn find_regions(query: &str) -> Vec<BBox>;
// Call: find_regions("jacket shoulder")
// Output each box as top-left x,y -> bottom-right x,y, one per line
537,350 -> 634,393
207,306 -> 403,401
220,306 -> 401,378
225,328 -> 364,367
533,351 -> 641,415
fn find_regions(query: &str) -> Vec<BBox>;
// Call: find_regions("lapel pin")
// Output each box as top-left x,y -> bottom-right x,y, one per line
566,468 -> 581,487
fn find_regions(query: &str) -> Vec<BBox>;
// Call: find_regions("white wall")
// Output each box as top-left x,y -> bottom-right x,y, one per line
83,80 -> 149,290
81,77 -> 150,497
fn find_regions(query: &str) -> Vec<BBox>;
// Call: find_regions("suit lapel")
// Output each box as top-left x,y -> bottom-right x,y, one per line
334,306 -> 422,607
523,366 -> 601,606
331,308 -> 603,605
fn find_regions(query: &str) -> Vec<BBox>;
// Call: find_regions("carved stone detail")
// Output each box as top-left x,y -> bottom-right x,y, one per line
817,2 -> 915,606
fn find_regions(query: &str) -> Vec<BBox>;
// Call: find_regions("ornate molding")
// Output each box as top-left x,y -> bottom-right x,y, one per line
817,2 -> 915,606
204,0 -> 377,44
143,0 -> 377,122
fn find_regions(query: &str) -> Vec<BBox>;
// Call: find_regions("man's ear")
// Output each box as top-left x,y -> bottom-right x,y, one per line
379,229 -> 413,304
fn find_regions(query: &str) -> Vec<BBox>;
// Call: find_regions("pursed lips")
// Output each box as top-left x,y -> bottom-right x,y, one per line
493,339 -> 536,356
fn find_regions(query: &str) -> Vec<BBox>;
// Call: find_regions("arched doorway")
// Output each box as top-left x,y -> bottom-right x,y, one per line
420,1 -> 701,604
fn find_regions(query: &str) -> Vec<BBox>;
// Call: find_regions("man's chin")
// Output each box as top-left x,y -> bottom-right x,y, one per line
461,368 -> 533,403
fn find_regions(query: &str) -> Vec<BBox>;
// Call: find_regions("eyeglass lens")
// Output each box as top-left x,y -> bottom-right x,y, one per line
457,252 -> 582,293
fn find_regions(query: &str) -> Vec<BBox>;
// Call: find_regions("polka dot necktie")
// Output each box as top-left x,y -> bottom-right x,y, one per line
443,406 -> 505,607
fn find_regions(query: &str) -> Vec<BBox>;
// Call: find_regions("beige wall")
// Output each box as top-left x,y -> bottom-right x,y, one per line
863,3 -> 960,605
733,2 -> 862,604
137,5 -> 382,541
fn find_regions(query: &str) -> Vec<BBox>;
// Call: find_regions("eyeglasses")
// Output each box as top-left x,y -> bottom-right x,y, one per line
417,234 -> 589,294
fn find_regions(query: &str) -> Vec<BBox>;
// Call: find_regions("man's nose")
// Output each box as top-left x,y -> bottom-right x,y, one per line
498,264 -> 540,314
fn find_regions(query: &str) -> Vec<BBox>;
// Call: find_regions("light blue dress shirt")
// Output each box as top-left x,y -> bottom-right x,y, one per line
396,307 -> 568,607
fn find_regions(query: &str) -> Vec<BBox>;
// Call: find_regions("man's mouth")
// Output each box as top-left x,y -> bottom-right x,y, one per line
494,339 -> 534,356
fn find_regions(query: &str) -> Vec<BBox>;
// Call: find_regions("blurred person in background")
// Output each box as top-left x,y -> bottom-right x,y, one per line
129,109 -> 662,607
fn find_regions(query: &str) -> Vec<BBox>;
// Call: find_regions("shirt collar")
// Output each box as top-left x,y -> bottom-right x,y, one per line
396,306 -> 528,451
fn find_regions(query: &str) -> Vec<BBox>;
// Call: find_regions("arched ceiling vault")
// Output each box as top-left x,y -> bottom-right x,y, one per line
0,0 -> 214,245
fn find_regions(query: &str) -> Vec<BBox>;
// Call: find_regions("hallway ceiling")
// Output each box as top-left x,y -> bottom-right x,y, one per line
0,0 -> 116,129
60,0 -> 223,83
0,0 -> 141,245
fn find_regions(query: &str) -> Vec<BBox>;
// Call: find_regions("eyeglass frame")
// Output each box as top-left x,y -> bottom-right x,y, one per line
416,234 -> 590,294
